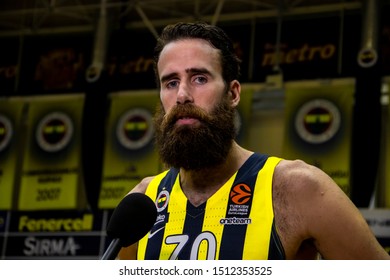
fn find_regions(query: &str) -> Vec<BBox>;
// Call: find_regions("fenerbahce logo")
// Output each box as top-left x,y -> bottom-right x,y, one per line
0,114 -> 13,153
220,184 -> 252,226
294,99 -> 341,144
36,111 -> 74,153
148,190 -> 169,239
116,108 -> 154,150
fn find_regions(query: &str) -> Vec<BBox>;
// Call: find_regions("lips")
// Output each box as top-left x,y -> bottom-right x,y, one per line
176,117 -> 199,125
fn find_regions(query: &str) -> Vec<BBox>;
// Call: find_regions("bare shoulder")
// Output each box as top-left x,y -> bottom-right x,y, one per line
273,160 -> 316,218
272,159 -> 344,258
127,175 -> 156,194
273,158 -> 354,214
272,159 -> 390,259
275,159 -> 330,186
273,159 -> 340,201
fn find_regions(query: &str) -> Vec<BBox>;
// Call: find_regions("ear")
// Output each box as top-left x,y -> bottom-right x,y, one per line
228,80 -> 241,108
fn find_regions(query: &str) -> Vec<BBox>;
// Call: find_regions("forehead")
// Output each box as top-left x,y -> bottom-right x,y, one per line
157,38 -> 222,74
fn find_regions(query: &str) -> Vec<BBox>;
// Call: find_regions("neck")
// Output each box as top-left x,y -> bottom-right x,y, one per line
179,142 -> 253,206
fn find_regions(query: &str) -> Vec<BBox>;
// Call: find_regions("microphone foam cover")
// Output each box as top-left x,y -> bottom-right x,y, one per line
106,192 -> 157,247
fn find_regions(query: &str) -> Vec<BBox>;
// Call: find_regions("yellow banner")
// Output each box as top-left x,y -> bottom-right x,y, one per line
243,83 -> 285,157
236,85 -> 255,148
0,97 -> 26,209
99,90 -> 160,209
282,79 -> 354,195
377,77 -> 390,208
18,94 -> 86,210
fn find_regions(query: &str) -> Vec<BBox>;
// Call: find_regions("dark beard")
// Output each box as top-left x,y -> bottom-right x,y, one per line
154,97 -> 237,170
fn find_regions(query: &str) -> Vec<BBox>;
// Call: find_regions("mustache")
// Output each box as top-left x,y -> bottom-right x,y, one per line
161,103 -> 212,128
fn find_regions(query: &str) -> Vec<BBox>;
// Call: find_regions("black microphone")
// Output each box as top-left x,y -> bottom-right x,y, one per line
101,192 -> 157,260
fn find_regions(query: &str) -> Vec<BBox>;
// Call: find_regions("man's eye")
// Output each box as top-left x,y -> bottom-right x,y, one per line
166,80 -> 179,88
194,76 -> 207,84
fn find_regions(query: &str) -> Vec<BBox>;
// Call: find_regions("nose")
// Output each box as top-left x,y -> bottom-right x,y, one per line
176,81 -> 193,104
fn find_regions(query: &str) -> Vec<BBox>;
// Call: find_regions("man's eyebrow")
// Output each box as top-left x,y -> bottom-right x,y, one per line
160,72 -> 178,84
160,68 -> 212,84
185,67 -> 211,76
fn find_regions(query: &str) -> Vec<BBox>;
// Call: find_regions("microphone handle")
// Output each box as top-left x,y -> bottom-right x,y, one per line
101,238 -> 121,260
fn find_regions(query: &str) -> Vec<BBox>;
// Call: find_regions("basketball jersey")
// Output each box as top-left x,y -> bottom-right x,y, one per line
137,153 -> 285,260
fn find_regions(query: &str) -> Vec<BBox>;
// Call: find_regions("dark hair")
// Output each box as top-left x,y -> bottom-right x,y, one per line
153,22 -> 241,88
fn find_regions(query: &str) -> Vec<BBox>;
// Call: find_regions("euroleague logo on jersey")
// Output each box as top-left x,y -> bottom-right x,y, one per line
222,183 -> 252,225
230,183 -> 252,205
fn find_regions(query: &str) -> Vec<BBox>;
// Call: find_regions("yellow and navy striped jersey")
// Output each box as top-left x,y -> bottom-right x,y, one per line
137,153 -> 285,260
